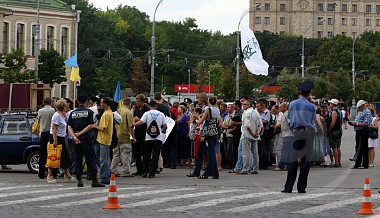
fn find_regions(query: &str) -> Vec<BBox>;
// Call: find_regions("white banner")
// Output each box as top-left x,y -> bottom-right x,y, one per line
164,117 -> 175,143
240,25 -> 269,76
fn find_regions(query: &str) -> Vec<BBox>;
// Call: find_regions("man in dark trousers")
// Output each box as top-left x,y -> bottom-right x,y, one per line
132,94 -> 150,176
282,81 -> 316,194
37,97 -> 55,179
67,94 -> 104,188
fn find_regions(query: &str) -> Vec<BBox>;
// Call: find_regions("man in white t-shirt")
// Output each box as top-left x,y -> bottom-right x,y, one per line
133,100 -> 167,178
341,107 -> 347,129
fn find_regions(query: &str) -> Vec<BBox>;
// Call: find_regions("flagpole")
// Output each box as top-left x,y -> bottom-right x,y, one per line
236,9 -> 250,100
73,9 -> 81,104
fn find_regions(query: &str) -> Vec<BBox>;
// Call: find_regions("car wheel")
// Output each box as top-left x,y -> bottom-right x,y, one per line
27,151 -> 39,173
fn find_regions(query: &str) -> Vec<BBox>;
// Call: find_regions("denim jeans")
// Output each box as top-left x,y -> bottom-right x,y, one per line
234,138 -> 243,172
95,142 -> 111,183
204,135 -> 219,177
241,137 -> 259,173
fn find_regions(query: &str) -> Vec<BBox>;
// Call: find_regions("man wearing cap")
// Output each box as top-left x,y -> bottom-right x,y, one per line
349,100 -> 372,169
328,99 -> 343,167
282,81 -> 316,194
133,100 -> 167,178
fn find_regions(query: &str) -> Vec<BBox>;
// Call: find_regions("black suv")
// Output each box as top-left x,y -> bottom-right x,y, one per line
0,114 -> 40,173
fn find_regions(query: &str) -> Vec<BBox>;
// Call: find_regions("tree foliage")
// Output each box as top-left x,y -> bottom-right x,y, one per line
131,57 -> 149,94
38,49 -> 67,87
61,0 -> 380,103
0,49 -> 35,83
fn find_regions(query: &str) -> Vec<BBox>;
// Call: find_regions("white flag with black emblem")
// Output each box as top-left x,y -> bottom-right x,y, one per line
240,25 -> 269,76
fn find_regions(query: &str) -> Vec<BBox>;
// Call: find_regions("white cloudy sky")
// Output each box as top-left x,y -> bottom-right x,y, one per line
88,0 -> 249,35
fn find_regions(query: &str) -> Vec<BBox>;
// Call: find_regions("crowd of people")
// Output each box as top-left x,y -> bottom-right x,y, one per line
34,86 -> 378,190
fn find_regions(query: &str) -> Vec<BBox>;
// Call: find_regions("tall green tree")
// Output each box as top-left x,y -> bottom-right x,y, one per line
38,49 -> 67,87
309,35 -> 380,74
0,49 -> 35,83
277,69 -> 303,101
131,57 -> 149,94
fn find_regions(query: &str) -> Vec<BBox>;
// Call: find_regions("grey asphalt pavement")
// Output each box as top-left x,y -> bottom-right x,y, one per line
0,125 -> 379,217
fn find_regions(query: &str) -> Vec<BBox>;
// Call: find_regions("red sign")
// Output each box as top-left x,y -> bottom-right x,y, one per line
175,84 -> 214,93
261,86 -> 279,94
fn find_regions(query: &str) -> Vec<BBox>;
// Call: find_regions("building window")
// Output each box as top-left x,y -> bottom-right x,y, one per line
376,19 -> 380,26
327,3 -> 336,11
366,19 -> 371,26
47,26 -> 54,50
60,85 -> 67,98
280,17 -> 285,25
255,17 -> 261,24
280,4 -> 285,11
265,3 -> 270,11
61,27 -> 68,57
264,17 -> 270,24
341,4 -> 347,12
341,18 -> 347,26
352,18 -> 357,26
318,3 -> 323,11
317,31 -> 323,38
327,31 -> 333,38
32,25 -> 37,57
376,5 -> 380,13
317,17 -> 323,25
342,32 -> 347,36
3,22 -> 8,54
16,23 -> 24,50
366,5 -> 372,13
352,32 -> 357,38
328,18 -> 333,25
352,4 -> 357,12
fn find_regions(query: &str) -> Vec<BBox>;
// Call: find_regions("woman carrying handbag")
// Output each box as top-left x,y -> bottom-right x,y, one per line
368,108 -> 378,167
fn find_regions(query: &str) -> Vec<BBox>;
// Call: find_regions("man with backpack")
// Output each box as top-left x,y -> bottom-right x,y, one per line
133,100 -> 167,178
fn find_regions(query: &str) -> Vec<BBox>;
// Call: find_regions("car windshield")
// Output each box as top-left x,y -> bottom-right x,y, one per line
1,119 -> 28,134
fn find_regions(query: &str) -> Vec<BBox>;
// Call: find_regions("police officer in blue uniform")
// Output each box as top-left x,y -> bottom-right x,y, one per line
67,94 -> 104,188
282,81 -> 316,193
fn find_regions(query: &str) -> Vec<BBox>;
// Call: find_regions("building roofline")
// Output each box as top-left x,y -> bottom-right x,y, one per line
0,0 -> 73,12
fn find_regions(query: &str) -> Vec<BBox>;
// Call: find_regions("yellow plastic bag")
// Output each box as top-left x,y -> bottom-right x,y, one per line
46,143 -> 62,168
32,117 -> 40,135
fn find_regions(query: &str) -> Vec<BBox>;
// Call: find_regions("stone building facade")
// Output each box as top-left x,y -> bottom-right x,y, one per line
0,0 -> 78,100
250,0 -> 380,38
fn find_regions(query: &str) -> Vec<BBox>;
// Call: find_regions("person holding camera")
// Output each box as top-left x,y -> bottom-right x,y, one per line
348,100 -> 372,169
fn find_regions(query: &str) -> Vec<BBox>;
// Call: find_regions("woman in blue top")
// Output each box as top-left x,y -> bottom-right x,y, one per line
176,105 -> 191,166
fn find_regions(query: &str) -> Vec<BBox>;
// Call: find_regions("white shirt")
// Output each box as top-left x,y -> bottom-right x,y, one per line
141,109 -> 167,142
242,108 -> 262,140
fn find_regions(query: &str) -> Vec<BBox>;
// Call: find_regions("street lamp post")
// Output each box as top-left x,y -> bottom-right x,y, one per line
301,19 -> 324,78
350,37 -> 357,119
236,9 -> 250,100
188,69 -> 190,95
208,71 -> 211,94
34,0 -> 40,80
332,2 -> 337,37
150,0 -> 164,99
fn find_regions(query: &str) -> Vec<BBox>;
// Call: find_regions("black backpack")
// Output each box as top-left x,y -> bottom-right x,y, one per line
147,112 -> 160,138
262,112 -> 276,140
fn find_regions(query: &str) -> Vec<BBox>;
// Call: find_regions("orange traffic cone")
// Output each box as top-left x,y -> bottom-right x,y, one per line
102,173 -> 123,210
357,178 -> 376,215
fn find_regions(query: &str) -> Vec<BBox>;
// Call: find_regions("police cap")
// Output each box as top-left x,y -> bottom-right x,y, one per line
297,80 -> 314,92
